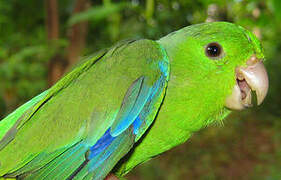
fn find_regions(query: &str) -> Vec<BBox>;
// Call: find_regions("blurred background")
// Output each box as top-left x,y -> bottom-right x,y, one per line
0,0 -> 280,179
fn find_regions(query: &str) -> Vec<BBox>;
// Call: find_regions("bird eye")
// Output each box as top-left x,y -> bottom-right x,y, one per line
205,42 -> 223,59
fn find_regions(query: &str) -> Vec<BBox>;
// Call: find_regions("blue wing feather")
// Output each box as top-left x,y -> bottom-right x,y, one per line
72,128 -> 135,180
110,77 -> 152,137
133,73 -> 167,139
132,116 -> 142,134
89,129 -> 116,159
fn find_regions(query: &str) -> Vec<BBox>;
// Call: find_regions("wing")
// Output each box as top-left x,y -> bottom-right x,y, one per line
0,90 -> 49,149
0,48 -> 108,177
0,39 -> 170,180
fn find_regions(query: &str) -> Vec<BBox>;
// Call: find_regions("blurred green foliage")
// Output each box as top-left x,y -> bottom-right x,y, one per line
0,0 -> 280,179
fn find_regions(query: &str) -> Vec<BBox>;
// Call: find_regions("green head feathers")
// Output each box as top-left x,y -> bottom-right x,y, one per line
157,22 -> 265,131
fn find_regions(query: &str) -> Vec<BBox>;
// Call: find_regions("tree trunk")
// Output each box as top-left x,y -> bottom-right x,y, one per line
45,0 -> 59,40
45,0 -> 67,86
45,0 -> 90,86
66,0 -> 91,68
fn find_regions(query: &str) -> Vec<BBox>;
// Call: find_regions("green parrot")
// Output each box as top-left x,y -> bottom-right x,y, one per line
0,22 -> 268,180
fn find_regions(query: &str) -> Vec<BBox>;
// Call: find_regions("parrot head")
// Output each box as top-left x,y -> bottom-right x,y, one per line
158,22 -> 268,127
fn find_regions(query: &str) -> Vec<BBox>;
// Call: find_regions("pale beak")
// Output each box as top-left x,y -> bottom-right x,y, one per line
225,55 -> 269,110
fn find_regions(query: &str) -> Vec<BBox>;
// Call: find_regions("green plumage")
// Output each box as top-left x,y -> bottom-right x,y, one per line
0,22 -> 264,179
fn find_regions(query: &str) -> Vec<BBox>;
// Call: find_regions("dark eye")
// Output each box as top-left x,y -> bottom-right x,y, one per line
205,42 -> 223,59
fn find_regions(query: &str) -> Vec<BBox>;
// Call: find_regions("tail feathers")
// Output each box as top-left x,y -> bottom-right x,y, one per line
3,148 -> 66,178
16,128 -> 134,180
20,142 -> 89,180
